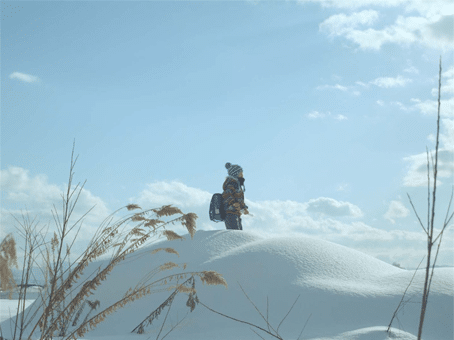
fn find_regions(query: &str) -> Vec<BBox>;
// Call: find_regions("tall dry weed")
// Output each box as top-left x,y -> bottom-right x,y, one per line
0,141 -> 226,340
0,234 -> 18,299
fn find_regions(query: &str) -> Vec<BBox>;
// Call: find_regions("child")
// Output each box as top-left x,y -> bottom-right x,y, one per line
222,163 -> 249,230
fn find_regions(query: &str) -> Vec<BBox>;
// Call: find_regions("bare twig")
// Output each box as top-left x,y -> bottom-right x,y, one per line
237,282 -> 279,335
277,295 -> 300,335
407,194 -> 429,236
267,296 -> 270,333
387,256 -> 425,332
158,312 -> 189,340
251,327 -> 267,340
199,301 -> 283,340
156,293 -> 174,340
297,313 -> 312,340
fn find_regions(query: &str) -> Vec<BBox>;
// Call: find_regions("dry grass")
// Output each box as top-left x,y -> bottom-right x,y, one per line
0,142 -> 226,340
0,234 -> 18,299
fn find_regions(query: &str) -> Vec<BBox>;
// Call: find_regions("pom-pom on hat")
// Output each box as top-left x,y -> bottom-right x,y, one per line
225,162 -> 243,178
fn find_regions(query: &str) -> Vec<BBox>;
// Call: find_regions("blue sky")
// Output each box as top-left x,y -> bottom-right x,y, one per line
1,0 -> 453,269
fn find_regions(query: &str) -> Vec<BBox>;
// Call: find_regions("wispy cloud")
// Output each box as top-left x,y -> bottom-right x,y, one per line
437,65 -> 454,95
402,64 -> 454,186
336,182 -> 350,192
391,101 -> 410,111
404,65 -> 419,74
306,110 -> 348,121
370,75 -> 412,88
335,114 -> 348,120
307,110 -> 326,119
319,10 -> 379,36
133,180 -> 212,209
306,197 -> 363,218
356,81 -> 369,88
410,97 -> 454,117
9,72 -> 40,83
376,100 -> 385,106
316,83 -> 361,96
403,149 -> 454,187
316,0 -> 454,51
316,84 -> 348,91
384,200 -> 410,224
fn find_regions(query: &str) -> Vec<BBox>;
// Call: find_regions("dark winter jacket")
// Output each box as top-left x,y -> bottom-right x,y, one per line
222,176 -> 248,216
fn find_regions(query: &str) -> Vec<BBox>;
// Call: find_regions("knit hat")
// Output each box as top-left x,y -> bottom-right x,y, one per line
225,162 -> 243,178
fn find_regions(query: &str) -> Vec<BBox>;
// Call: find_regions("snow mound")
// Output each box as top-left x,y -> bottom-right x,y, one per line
310,326 -> 417,340
1,230 -> 452,340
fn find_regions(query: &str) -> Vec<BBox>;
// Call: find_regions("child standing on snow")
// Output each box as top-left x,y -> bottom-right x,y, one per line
222,163 -> 249,230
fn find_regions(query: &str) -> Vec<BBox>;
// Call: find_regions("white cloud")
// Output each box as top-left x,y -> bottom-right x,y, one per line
335,114 -> 348,121
376,100 -> 385,106
316,84 -> 349,91
439,65 -> 454,95
370,75 -> 412,88
302,0 -> 408,9
403,148 -> 454,187
307,110 -> 326,119
440,118 -> 454,150
356,81 -> 369,88
384,200 -> 410,224
319,10 -> 379,36
410,97 -> 454,117
305,197 -> 363,218
0,166 -> 110,238
0,166 -> 112,266
316,0 -> 454,51
336,182 -> 350,192
304,0 -> 454,16
316,83 -> 362,97
132,180 -> 212,209
306,111 -> 348,121
392,101 -> 410,111
404,65 -> 419,74
9,72 -> 40,83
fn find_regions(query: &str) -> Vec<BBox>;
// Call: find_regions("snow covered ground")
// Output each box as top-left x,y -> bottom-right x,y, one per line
1,230 -> 452,340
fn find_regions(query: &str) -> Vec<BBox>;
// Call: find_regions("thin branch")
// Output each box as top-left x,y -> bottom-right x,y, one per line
387,256 -> 425,332
443,186 -> 454,226
297,313 -> 312,340
156,293 -> 174,340
433,186 -> 454,244
407,194 -> 429,236
199,301 -> 283,340
427,147 -> 431,233
238,282 -> 279,335
267,296 -> 271,333
251,327 -> 267,340
427,222 -> 447,303
159,312 -> 189,340
277,295 -> 300,335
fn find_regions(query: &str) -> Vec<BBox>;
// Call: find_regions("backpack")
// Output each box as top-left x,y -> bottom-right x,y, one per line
209,193 -> 226,222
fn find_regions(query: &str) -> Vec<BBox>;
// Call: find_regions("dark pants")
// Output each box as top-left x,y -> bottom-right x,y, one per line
225,213 -> 243,230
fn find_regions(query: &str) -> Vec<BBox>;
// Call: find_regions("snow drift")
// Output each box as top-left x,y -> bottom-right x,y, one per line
1,230 -> 452,340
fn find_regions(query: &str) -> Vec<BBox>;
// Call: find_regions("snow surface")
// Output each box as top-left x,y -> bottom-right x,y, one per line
1,230 -> 452,340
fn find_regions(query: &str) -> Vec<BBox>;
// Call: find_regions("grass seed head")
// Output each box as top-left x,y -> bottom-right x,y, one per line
126,204 -> 141,211
155,205 -> 183,217
199,271 -> 228,288
162,230 -> 184,241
